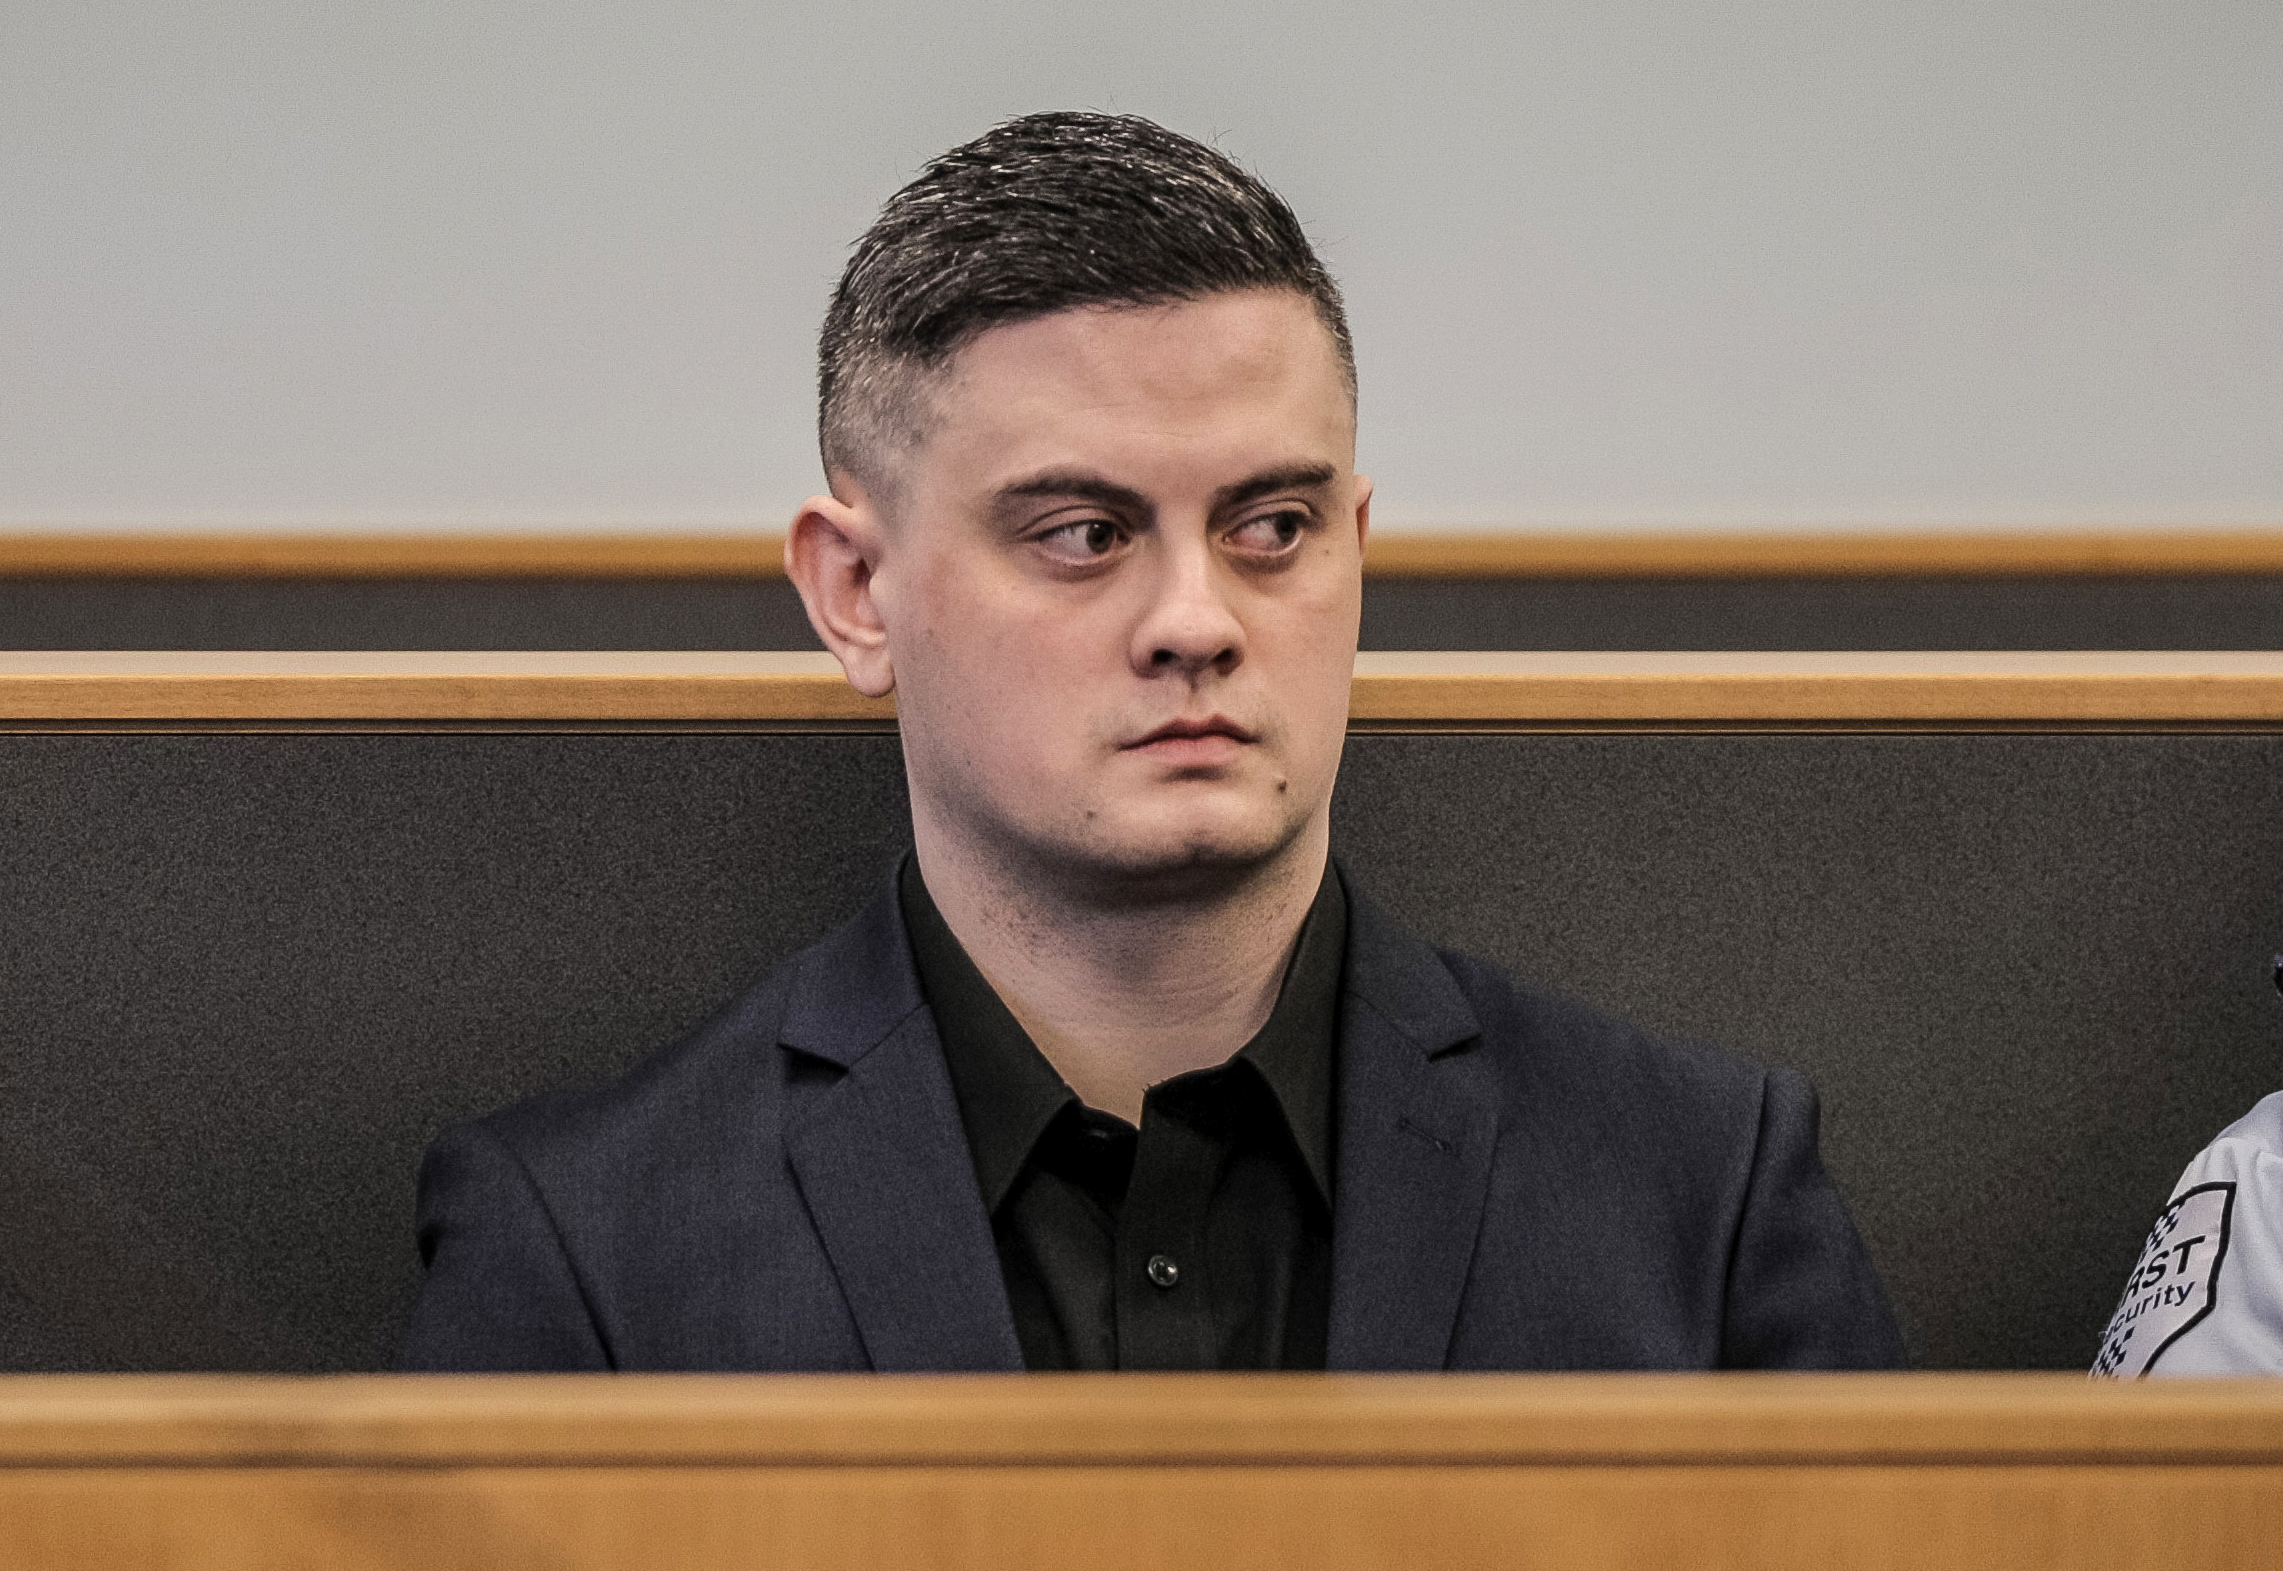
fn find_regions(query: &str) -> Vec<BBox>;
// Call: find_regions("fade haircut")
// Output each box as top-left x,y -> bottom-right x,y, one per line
818,111 -> 1354,496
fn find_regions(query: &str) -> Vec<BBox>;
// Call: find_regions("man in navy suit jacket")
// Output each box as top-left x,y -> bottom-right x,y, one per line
400,112 -> 1904,1374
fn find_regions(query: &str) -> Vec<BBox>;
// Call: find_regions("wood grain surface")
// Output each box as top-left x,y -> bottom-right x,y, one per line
1357,528 -> 2283,578
8,528 -> 2283,579
0,532 -> 792,579
2,1373 -> 2279,1464
0,1375 -> 2277,1570
9,650 -> 2283,723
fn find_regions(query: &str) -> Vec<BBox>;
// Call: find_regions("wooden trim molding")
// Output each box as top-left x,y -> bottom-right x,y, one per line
0,1375 -> 2277,1570
0,532 -> 791,579
7,528 -> 2283,580
1343,650 -> 2283,724
1359,529 -> 2283,579
9,651 -> 2283,724
0,652 -> 893,723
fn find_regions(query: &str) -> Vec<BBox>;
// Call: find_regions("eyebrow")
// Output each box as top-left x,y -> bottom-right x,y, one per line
1211,462 -> 1339,510
990,462 -> 1340,522
992,470 -> 1152,516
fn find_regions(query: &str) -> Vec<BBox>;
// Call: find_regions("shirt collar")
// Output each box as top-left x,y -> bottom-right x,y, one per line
1234,867 -> 1344,1206
899,856 -> 1346,1215
899,857 -> 1072,1214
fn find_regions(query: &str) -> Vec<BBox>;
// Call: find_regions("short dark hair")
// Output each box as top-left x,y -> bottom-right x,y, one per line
818,111 -> 1353,492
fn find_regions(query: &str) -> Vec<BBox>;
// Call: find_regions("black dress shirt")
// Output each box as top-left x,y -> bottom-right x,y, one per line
899,859 -> 1344,1371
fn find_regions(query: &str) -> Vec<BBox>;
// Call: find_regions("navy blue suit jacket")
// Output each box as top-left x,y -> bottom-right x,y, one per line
399,872 -> 1906,1371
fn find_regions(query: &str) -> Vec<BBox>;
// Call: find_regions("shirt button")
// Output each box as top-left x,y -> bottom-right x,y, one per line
1146,1254 -> 1181,1289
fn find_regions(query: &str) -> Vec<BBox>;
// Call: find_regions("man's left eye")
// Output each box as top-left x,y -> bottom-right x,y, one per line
1230,511 -> 1307,552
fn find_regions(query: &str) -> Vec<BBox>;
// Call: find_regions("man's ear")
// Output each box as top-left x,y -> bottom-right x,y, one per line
1351,473 -> 1373,555
785,483 -> 896,698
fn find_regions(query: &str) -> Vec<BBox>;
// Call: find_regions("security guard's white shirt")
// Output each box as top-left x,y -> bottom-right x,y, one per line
2094,1090 -> 2283,1376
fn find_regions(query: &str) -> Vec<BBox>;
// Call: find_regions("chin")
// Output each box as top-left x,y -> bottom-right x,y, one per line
1057,803 -> 1307,892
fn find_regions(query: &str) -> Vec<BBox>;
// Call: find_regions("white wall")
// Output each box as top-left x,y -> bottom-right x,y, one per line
4,0 -> 2277,532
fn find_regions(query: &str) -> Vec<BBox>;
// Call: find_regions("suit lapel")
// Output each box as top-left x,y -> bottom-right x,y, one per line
778,874 -> 1024,1373
1328,883 -> 1500,1371
773,867 -> 1498,1374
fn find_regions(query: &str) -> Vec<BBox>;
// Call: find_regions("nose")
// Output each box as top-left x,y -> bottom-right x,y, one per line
1129,528 -> 1246,681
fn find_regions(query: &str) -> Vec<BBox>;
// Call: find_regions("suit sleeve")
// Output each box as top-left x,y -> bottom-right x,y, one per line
1718,1067 -> 1909,1369
395,1120 -> 613,1371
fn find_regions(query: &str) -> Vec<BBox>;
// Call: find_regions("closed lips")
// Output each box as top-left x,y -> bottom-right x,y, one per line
1126,718 -> 1255,748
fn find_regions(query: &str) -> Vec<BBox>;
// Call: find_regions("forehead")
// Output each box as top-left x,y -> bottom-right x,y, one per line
916,290 -> 1354,495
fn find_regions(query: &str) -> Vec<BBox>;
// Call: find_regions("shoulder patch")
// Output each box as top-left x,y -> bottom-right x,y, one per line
2092,1182 -> 2235,1377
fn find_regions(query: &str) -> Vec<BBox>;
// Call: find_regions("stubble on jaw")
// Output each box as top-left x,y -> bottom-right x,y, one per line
918,757 -> 1324,919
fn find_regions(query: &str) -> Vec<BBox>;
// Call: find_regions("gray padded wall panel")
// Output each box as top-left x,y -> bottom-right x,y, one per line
4,731 -> 2278,1372
0,579 -> 828,652
12,575 -> 2283,651
0,735 -> 914,1373
1356,577 -> 2283,652
1332,736 -> 2283,1372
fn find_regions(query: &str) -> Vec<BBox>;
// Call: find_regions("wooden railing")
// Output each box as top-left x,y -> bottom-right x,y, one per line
6,528 -> 2283,579
7,650 -> 2283,724
0,1373 -> 2276,1569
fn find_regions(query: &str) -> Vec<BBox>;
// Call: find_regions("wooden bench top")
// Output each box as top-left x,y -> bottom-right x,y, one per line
2,1375 -> 2277,1569
9,650 -> 2283,723
0,1372 -> 2275,1466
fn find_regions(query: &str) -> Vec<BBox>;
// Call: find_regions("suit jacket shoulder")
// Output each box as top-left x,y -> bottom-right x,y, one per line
400,877 -> 1024,1374
399,867 -> 1906,1373
1408,934 -> 1906,1369
399,950 -> 876,1371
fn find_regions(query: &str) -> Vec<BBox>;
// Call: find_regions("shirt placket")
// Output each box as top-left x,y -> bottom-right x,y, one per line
1112,1094 -> 1223,1370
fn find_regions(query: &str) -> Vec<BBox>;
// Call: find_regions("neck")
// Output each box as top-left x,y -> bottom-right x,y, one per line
911,818 -> 1330,1124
